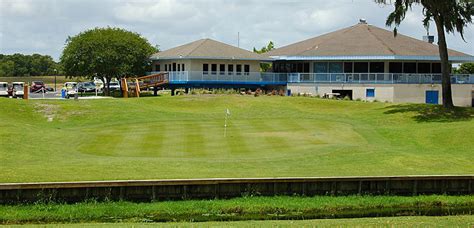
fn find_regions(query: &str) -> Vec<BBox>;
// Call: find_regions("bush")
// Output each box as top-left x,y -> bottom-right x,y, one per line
343,96 -> 351,101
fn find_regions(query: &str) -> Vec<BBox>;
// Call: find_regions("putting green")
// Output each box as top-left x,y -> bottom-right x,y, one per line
0,95 -> 473,182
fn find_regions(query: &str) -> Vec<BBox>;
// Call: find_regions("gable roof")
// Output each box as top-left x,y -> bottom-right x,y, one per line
266,23 -> 473,62
151,38 -> 266,61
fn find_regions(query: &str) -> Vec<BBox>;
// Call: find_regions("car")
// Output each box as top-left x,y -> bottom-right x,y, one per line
78,82 -> 96,92
0,82 -> 8,97
12,82 -> 25,98
30,81 -> 45,93
63,82 -> 78,99
109,81 -> 121,91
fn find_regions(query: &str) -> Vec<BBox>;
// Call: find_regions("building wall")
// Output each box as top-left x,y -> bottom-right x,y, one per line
287,83 -> 473,107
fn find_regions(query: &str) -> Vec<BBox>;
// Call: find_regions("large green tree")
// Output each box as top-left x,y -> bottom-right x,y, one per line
60,27 -> 156,95
376,0 -> 473,108
253,41 -> 275,72
0,53 -> 60,77
454,63 -> 474,74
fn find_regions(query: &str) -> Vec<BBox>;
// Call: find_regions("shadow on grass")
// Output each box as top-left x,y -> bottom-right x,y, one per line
384,104 -> 474,123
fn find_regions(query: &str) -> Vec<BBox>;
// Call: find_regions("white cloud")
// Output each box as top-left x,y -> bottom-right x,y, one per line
0,0 -> 472,60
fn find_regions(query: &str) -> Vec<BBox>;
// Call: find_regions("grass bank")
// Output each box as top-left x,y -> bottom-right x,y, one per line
1,195 -> 473,224
0,96 -> 473,182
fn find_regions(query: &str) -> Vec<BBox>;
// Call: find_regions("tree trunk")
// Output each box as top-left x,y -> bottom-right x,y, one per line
434,18 -> 454,108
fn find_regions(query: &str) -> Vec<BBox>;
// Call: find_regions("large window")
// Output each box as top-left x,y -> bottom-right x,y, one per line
329,62 -> 343,73
369,62 -> 384,73
182,64 -> 185,71
418,63 -> 431,73
177,64 -> 180,71
228,64 -> 234,75
155,64 -> 160,72
172,63 -> 176,71
314,62 -> 328,73
432,63 -> 441,73
389,62 -> 403,73
344,62 -> 353,73
165,64 -> 168,71
403,62 -> 417,73
203,64 -> 209,74
236,64 -> 242,75
220,64 -> 225,75
354,62 -> 369,73
303,63 -> 310,73
244,65 -> 250,75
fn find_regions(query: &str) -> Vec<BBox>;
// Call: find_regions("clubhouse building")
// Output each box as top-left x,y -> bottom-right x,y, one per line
150,20 -> 474,106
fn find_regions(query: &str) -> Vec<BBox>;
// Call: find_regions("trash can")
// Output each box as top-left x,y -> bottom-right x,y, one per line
287,89 -> 292,96
61,89 -> 66,98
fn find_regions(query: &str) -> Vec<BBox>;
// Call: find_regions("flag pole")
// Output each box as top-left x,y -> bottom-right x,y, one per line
224,108 -> 230,137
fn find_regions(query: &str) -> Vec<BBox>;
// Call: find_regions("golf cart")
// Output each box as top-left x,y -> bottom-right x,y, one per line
12,82 -> 25,98
0,82 -> 8,97
63,82 -> 78,99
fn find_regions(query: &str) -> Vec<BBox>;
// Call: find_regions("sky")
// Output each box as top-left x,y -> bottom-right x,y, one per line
1,0 -> 473,61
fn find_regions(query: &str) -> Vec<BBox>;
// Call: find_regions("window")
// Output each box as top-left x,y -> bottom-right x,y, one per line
403,62 -> 417,73
220,64 -> 225,75
211,64 -> 217,75
228,64 -> 234,75
165,64 -> 168,71
366,88 -> 375,98
177,64 -> 180,71
155,64 -> 160,72
369,62 -> 384,73
432,63 -> 441,73
329,62 -> 343,73
236,64 -> 242,75
303,63 -> 310,73
344,62 -> 353,73
244,65 -> 250,75
314,62 -> 328,73
203,64 -> 209,74
297,63 -> 303,72
418,63 -> 431,73
354,62 -> 369,73
182,64 -> 185,71
389,62 -> 403,73
172,63 -> 176,71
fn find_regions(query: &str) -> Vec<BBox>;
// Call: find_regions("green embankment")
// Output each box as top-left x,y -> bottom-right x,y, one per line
0,95 -> 473,182
1,195 -> 473,224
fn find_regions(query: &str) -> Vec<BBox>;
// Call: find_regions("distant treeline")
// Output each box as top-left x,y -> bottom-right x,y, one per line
0,53 -> 63,77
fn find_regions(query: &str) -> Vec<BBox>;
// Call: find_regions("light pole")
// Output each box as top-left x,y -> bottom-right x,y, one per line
54,69 -> 58,92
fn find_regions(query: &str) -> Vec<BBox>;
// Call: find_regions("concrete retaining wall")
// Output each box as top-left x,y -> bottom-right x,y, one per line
0,175 -> 472,204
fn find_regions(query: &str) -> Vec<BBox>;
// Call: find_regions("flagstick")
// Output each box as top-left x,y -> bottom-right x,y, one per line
224,112 -> 228,137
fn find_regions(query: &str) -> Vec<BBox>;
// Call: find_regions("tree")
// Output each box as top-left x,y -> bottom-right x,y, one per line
454,63 -> 474,74
60,27 -> 157,96
253,41 -> 275,72
376,0 -> 473,108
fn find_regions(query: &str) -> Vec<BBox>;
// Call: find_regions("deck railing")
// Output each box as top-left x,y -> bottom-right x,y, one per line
147,72 -> 474,84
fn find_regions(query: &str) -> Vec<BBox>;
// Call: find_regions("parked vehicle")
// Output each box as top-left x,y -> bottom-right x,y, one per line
30,81 -> 45,93
109,81 -> 121,91
0,82 -> 8,97
63,82 -> 78,99
12,82 -> 25,98
78,82 -> 96,92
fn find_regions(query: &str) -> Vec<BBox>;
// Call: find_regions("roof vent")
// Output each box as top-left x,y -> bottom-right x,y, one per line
359,18 -> 367,24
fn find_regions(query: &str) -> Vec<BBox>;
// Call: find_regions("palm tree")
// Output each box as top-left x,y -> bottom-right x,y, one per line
376,0 -> 473,108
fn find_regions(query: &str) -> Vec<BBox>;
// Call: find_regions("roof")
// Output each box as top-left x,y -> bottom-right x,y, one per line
151,38 -> 266,61
266,23 -> 473,62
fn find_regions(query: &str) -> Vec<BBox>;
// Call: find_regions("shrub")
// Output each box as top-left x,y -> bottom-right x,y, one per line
343,96 -> 351,101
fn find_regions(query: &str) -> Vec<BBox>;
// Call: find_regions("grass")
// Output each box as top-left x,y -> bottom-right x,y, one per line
0,95 -> 473,182
1,195 -> 473,224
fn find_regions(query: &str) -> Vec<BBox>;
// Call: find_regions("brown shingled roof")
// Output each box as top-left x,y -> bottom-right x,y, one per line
151,38 -> 265,60
266,23 -> 470,57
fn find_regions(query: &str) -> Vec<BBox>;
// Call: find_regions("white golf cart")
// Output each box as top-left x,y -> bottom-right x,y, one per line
63,82 -> 78,99
12,82 -> 25,98
0,82 -> 8,97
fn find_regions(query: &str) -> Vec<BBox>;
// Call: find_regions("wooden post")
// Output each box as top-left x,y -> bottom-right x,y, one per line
23,85 -> 28,100
135,79 -> 140,98
122,78 -> 128,98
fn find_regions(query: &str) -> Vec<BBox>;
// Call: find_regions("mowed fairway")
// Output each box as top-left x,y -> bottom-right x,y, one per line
0,95 -> 473,182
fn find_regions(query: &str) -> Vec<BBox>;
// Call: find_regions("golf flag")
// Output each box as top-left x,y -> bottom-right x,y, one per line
226,108 -> 231,116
